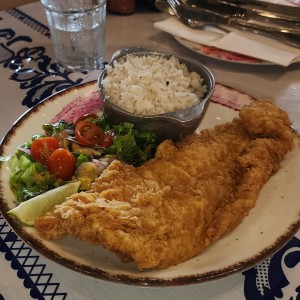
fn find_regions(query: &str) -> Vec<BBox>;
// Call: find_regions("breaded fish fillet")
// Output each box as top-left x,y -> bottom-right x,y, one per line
35,100 -> 294,270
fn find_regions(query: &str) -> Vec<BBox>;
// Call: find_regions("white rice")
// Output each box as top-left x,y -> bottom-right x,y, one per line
102,54 -> 207,116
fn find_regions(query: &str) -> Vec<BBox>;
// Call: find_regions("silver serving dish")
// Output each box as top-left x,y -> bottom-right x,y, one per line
98,47 -> 215,141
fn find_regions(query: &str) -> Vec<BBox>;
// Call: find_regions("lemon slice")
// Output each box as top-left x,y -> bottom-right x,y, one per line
8,181 -> 81,226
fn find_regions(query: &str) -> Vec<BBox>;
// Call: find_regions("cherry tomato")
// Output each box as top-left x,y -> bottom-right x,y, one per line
75,121 -> 105,147
47,148 -> 76,180
31,136 -> 59,165
99,132 -> 114,148
75,113 -> 98,125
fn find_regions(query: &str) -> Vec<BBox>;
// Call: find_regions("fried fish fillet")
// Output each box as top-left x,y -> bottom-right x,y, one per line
35,100 -> 294,270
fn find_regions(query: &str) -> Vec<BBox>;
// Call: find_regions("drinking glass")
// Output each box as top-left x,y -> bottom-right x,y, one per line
41,0 -> 107,71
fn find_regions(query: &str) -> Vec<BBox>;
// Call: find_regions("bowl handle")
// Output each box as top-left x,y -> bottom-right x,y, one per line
109,47 -> 149,63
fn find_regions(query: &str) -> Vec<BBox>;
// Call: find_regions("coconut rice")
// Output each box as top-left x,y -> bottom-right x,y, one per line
102,54 -> 207,116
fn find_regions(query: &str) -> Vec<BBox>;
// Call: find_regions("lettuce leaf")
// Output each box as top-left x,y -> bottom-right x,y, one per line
105,122 -> 157,166
8,154 -> 57,202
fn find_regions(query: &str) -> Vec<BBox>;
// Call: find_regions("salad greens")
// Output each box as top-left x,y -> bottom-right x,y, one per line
42,116 -> 157,165
2,116 -> 157,202
101,120 -> 157,166
8,150 -> 57,202
42,120 -> 74,136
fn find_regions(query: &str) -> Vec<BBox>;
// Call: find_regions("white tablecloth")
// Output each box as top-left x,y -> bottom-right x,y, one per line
0,3 -> 299,299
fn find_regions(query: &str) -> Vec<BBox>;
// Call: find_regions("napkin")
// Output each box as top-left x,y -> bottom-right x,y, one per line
154,18 -> 300,66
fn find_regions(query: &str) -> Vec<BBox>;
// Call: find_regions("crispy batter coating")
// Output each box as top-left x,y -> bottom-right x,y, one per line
35,100 -> 294,270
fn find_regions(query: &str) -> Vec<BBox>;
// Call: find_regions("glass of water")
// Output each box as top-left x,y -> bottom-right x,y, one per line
41,0 -> 106,71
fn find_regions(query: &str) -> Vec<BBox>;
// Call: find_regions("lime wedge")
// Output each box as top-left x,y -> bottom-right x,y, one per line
8,181 -> 81,226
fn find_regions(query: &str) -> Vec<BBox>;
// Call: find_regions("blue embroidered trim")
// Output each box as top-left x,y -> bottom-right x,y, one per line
243,236 -> 300,299
0,8 -> 86,109
0,9 -> 85,297
0,215 -> 67,299
7,8 -> 50,38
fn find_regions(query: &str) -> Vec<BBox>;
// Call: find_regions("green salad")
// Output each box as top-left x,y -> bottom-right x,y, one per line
3,114 -> 157,202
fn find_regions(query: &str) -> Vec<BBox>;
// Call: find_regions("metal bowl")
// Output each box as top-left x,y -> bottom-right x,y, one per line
98,47 -> 215,141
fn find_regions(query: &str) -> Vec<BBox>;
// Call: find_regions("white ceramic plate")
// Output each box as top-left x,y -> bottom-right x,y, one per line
1,81 -> 300,286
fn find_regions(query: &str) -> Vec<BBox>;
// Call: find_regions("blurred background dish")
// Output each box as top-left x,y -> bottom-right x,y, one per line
174,36 -> 270,65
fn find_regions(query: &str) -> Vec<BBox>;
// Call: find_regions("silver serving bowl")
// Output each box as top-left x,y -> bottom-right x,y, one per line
98,47 -> 215,141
